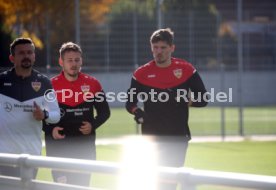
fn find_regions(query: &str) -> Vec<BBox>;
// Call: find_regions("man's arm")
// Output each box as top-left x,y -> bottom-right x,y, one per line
125,77 -> 140,114
125,77 -> 146,124
188,71 -> 209,107
41,85 -> 60,136
92,90 -> 110,129
43,89 -> 61,124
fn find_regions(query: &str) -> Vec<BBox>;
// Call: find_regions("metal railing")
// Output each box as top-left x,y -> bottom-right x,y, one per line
0,153 -> 276,190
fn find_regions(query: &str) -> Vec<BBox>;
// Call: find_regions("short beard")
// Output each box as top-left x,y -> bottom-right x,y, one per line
21,58 -> 33,69
156,60 -> 166,64
67,72 -> 79,78
21,63 -> 32,69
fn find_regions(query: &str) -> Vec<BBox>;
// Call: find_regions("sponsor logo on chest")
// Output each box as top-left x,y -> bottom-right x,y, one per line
3,83 -> 12,86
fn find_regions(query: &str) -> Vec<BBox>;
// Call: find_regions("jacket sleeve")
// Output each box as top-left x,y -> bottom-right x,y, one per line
42,83 -> 60,135
43,88 -> 60,124
187,71 -> 209,107
42,121 -> 55,135
93,90 -> 110,129
125,77 -> 141,114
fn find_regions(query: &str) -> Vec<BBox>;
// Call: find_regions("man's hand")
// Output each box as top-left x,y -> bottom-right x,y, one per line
33,101 -> 44,121
133,108 -> 145,124
79,121 -> 92,135
52,127 -> 65,140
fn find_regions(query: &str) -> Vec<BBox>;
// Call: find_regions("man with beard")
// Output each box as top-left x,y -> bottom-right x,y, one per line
0,38 -> 60,178
125,28 -> 208,190
43,42 -> 110,186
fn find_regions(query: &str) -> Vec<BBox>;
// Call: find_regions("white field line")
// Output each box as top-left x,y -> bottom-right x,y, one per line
42,135 -> 276,147
190,116 -> 276,122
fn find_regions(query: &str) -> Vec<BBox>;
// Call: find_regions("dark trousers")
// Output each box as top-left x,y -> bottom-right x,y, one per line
52,170 -> 91,186
45,135 -> 96,187
155,136 -> 189,190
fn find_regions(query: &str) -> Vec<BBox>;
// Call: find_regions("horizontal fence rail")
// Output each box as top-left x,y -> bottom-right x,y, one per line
0,153 -> 276,190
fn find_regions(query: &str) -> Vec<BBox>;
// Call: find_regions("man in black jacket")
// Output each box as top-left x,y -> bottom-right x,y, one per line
125,28 -> 208,190
43,42 -> 110,186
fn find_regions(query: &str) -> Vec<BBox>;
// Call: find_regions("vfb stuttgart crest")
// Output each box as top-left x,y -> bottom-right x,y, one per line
173,69 -> 182,79
32,81 -> 41,92
81,85 -> 90,94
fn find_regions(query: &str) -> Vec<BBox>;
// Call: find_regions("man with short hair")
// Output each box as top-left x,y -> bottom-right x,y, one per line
0,37 -> 60,178
125,28 -> 208,190
43,42 -> 110,186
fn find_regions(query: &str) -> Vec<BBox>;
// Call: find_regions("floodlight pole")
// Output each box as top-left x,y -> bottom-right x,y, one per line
133,0 -> 138,70
157,0 -> 164,29
75,0 -> 80,45
216,13 -> 225,140
46,12 -> 51,76
237,0 -> 244,136
188,7 -> 195,64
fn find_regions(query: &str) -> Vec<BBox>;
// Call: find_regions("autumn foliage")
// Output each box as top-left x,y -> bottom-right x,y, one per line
0,0 -> 116,48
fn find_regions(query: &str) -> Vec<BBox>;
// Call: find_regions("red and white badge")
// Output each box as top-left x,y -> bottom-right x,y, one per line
173,69 -> 182,79
32,81 -> 41,92
81,85 -> 90,93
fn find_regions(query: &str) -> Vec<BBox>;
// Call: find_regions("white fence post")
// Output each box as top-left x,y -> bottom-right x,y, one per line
18,154 -> 34,189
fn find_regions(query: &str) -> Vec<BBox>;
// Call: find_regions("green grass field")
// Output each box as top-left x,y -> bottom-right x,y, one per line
37,141 -> 276,190
37,107 -> 276,189
97,107 -> 276,138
